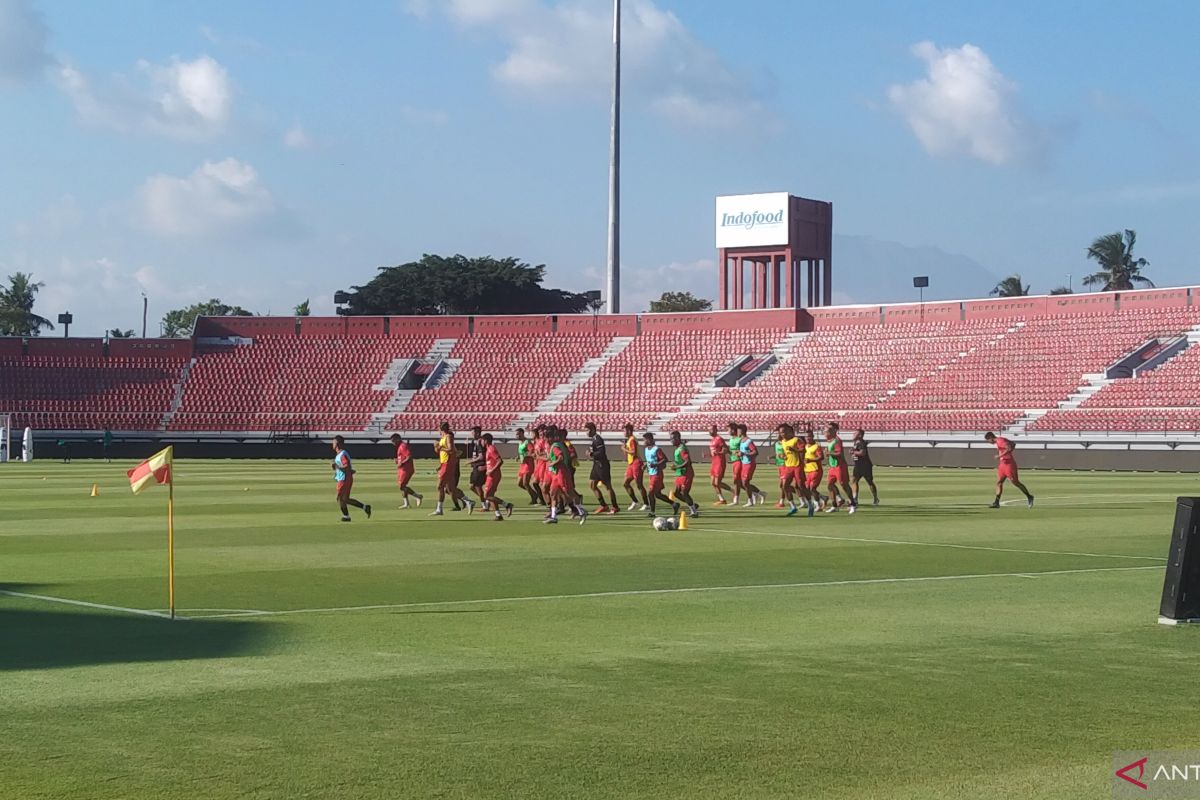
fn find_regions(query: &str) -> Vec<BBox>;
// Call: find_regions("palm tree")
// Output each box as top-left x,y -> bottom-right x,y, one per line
1049,286 -> 1073,295
989,274 -> 1030,297
1082,229 -> 1153,291
0,272 -> 54,336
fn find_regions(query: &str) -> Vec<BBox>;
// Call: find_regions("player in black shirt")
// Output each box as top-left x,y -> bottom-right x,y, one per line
584,422 -> 619,514
851,428 -> 880,506
466,425 -> 488,511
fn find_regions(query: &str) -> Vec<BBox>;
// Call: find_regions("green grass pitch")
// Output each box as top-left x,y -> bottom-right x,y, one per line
2,459 -> 1198,799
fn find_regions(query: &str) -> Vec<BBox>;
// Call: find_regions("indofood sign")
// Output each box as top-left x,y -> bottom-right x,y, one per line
715,192 -> 789,248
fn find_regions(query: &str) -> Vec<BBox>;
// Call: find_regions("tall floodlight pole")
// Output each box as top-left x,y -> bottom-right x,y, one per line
605,0 -> 621,313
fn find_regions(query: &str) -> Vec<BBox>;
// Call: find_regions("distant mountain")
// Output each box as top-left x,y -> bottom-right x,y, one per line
830,235 -> 1001,305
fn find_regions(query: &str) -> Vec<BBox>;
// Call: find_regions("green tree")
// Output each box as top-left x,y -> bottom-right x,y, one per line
340,255 -> 589,315
649,291 -> 713,313
1049,286 -> 1073,295
989,274 -> 1030,298
162,299 -> 254,338
294,299 -> 311,317
1083,229 -> 1153,291
108,328 -> 135,338
0,272 -> 54,336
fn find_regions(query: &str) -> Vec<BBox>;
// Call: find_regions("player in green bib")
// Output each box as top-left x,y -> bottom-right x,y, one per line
514,428 -> 542,505
728,421 -> 745,505
773,437 -> 787,507
669,431 -> 700,517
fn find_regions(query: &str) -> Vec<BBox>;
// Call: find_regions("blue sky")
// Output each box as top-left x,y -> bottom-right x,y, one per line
1,0 -> 1198,335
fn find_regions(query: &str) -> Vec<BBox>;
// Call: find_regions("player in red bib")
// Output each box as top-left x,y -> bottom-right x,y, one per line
708,424 -> 732,505
389,433 -> 423,509
480,433 -> 514,521
533,426 -> 553,507
985,432 -> 1034,508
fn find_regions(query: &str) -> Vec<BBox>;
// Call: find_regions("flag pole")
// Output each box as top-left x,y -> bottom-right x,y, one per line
167,452 -> 176,620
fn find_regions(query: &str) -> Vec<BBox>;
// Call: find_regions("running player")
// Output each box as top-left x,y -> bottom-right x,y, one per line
778,424 -> 813,517
642,432 -> 675,517
585,422 -> 619,514
432,424 -> 472,516
851,428 -> 880,506
803,430 -> 825,510
668,431 -> 701,517
331,435 -> 371,522
984,432 -> 1034,508
480,433 -> 513,521
545,426 -> 587,524
708,424 -> 732,505
824,424 -> 856,514
466,425 -> 487,510
389,433 -> 423,508
622,422 -> 648,511
728,421 -> 744,505
737,424 -> 765,506
514,428 -> 542,505
773,428 -> 788,508
534,425 -> 553,509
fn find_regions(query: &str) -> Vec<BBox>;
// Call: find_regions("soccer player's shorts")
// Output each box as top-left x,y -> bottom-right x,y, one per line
674,472 -> 694,493
625,459 -> 644,482
828,466 -> 848,485
804,470 -> 823,490
647,473 -> 664,495
452,463 -> 461,486
791,466 -> 806,486
710,458 -> 726,480
741,462 -> 756,482
336,477 -> 353,501
998,462 -> 1019,482
397,467 -> 414,486
484,472 -> 501,498
518,460 -> 534,479
437,462 -> 452,488
732,461 -> 744,482
591,461 -> 612,485
778,464 -> 789,481
852,461 -> 874,482
470,467 -> 486,488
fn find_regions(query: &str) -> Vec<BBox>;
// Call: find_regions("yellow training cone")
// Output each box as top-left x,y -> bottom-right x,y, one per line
678,509 -> 689,530
90,484 -> 99,497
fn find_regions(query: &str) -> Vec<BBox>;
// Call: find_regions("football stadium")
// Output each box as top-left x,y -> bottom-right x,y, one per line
4,2 -> 1200,799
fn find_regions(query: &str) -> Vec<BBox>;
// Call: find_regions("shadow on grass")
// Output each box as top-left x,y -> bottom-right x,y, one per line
0,585 -> 278,671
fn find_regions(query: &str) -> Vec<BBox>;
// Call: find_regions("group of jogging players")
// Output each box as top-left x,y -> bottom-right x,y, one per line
331,423 -> 1033,522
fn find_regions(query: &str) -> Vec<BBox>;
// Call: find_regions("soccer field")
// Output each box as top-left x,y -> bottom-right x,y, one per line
2,459 -> 1197,799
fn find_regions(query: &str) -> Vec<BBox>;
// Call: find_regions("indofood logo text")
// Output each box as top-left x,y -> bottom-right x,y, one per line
720,210 -> 785,231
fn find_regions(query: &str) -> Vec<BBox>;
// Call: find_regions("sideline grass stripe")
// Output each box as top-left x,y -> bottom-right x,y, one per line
184,564 -> 1163,619
0,589 -> 177,620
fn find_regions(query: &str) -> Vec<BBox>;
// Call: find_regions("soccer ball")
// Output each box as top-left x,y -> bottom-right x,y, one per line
652,516 -> 677,531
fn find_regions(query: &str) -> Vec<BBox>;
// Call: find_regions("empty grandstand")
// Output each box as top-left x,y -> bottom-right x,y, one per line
3,286 -> 1199,444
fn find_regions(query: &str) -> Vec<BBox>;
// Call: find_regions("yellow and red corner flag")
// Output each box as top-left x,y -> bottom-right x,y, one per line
126,445 -> 178,618
127,446 -> 173,493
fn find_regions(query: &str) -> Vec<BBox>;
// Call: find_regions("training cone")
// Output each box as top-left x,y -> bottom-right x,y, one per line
678,509 -> 689,530
90,483 -> 99,497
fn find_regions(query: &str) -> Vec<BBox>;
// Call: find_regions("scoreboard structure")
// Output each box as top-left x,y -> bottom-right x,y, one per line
715,193 -> 832,310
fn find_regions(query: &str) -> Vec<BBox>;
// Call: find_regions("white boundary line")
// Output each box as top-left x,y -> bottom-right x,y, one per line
184,565 -> 1162,619
698,526 -> 1168,562
0,589 -> 176,620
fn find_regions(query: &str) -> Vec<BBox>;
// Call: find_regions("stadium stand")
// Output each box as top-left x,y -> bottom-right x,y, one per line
3,287 -> 1198,439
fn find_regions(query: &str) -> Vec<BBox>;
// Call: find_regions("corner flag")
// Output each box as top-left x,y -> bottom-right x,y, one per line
127,446 -> 172,493
127,446 -> 178,619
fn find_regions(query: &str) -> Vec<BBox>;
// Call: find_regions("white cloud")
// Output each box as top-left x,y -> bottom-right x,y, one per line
0,0 -> 51,84
283,122 -> 315,150
887,42 -> 1044,166
58,54 -> 233,139
410,0 -> 776,131
137,158 -> 279,237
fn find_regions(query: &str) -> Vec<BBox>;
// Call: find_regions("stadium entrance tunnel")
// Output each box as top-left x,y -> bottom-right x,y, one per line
0,587 -> 280,671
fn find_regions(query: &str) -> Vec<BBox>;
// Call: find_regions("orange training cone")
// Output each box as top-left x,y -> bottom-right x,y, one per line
678,509 -> 689,530
90,483 -> 99,498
